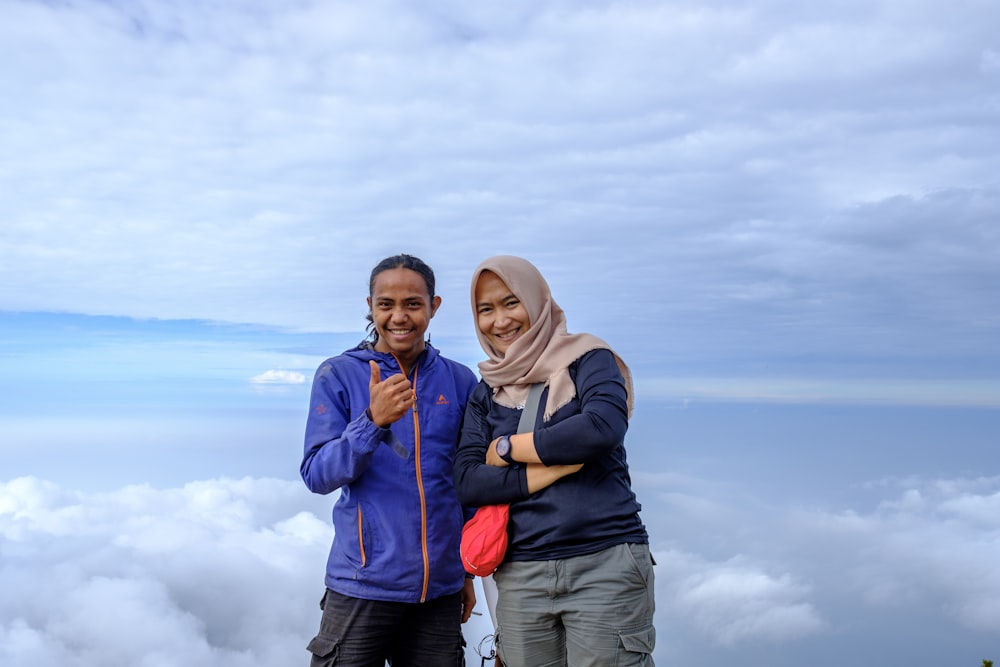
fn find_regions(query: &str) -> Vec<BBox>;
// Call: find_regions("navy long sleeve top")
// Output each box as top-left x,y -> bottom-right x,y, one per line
454,349 -> 648,562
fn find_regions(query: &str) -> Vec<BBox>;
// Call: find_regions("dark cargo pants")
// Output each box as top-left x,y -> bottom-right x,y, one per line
307,588 -> 465,667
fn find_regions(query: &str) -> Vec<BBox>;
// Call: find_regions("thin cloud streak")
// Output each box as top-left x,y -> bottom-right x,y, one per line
638,377 -> 1000,407
251,370 -> 308,385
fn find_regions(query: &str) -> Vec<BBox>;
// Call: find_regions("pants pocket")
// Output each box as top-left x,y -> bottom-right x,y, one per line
616,625 -> 656,667
624,543 -> 654,585
306,633 -> 339,666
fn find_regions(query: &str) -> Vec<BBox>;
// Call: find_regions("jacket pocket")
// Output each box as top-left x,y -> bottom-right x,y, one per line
356,505 -> 367,570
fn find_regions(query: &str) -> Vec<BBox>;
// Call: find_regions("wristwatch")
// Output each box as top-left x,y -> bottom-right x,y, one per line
495,435 -> 516,464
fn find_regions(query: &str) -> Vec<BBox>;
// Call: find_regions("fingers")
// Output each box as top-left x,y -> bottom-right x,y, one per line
377,373 -> 413,396
369,361 -> 412,397
368,364 -> 413,426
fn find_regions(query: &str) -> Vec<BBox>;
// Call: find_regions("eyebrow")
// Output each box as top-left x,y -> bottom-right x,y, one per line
375,295 -> 427,304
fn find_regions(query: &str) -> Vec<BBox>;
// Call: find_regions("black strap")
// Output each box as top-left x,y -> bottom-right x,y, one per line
517,383 -> 545,434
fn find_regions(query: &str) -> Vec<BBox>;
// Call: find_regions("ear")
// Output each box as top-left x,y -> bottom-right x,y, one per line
366,296 -> 372,310
430,295 -> 442,317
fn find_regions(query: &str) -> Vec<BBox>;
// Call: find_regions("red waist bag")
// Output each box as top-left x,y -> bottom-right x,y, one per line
460,504 -> 510,575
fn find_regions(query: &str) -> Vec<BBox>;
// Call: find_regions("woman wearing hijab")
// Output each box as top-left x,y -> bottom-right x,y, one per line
454,255 -> 656,667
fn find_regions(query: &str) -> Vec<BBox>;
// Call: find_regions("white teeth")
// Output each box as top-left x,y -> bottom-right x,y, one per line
389,329 -> 413,335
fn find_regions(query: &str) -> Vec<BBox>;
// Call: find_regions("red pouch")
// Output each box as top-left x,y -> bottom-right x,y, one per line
460,504 -> 510,575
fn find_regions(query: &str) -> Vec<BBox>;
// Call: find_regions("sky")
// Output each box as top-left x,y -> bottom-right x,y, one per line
1,0 -> 999,665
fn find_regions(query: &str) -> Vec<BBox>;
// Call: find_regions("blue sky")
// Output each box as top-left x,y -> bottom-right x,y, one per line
1,0 -> 999,665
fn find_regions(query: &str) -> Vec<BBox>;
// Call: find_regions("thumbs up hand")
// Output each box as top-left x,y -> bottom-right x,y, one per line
367,360 -> 414,427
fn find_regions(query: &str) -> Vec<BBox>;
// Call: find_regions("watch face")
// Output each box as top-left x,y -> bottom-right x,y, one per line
497,436 -> 510,457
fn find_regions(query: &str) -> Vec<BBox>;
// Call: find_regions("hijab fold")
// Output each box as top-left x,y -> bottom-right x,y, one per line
471,256 -> 634,421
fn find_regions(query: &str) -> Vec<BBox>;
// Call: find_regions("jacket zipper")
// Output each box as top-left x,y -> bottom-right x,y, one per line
392,355 -> 431,602
410,363 -> 431,602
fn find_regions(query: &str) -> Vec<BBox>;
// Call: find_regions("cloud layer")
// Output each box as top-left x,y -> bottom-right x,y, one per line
0,477 -> 330,667
648,473 -> 1000,664
2,472 -> 997,666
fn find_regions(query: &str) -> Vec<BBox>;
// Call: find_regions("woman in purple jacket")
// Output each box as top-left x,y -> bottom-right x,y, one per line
455,255 -> 656,667
302,254 -> 477,667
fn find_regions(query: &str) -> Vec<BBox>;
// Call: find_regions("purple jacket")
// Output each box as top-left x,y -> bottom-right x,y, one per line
301,342 -> 476,602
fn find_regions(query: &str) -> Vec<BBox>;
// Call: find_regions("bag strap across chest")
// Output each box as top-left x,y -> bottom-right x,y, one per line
517,383 -> 545,434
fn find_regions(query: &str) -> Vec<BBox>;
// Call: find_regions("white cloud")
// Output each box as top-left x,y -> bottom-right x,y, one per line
780,476 -> 1000,636
250,369 -> 307,385
0,476 -> 331,667
634,469 -> 1000,661
3,467 -> 1000,665
655,551 -> 825,646
0,475 -> 508,666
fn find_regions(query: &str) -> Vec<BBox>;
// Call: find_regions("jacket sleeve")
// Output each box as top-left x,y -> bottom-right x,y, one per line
300,360 -> 391,495
454,382 -> 530,507
532,349 -> 629,466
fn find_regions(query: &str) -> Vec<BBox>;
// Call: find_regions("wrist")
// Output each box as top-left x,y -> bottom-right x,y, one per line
365,408 -> 386,429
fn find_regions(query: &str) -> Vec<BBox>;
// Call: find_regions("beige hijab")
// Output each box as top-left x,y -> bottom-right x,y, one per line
471,255 -> 634,421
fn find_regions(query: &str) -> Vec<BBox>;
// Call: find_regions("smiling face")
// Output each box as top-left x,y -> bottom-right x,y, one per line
474,270 -> 531,356
367,267 -> 440,369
